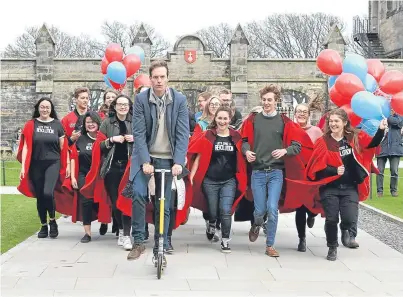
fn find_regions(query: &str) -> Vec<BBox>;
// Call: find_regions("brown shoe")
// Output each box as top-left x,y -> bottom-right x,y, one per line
248,224 -> 260,242
391,192 -> 398,197
377,192 -> 383,198
127,243 -> 145,260
265,246 -> 279,257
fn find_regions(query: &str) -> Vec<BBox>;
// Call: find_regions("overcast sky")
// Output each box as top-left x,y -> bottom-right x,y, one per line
0,0 -> 369,51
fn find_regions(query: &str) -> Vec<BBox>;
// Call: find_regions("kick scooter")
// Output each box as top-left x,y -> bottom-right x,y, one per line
154,169 -> 170,279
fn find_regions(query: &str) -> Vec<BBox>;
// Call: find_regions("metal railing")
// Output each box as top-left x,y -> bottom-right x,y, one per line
353,16 -> 370,35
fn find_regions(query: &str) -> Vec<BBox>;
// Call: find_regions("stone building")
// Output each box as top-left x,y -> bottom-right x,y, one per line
1,22 -> 403,143
354,0 -> 403,58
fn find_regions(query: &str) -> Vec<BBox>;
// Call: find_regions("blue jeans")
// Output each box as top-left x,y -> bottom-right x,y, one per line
251,169 -> 283,246
131,158 -> 173,254
202,177 -> 236,239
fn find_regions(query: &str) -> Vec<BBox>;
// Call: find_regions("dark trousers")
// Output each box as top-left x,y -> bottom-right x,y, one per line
202,177 -> 236,239
376,156 -> 400,194
78,172 -> 98,226
30,160 -> 60,224
320,184 -> 359,247
295,205 -> 317,239
104,160 -> 131,236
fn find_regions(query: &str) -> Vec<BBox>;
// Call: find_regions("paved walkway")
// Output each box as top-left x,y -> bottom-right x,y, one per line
1,209 -> 403,297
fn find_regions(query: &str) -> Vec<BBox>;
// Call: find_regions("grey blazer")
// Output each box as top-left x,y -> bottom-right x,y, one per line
129,88 -> 189,180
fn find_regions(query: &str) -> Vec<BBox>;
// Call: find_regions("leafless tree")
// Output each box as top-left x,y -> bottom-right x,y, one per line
196,23 -> 233,58
100,21 -> 170,58
2,26 -> 103,58
245,13 -> 345,58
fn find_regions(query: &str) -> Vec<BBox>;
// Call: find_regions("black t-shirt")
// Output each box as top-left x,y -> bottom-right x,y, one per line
75,134 -> 95,174
331,137 -> 357,186
206,135 -> 237,181
113,118 -> 128,161
32,119 -> 65,161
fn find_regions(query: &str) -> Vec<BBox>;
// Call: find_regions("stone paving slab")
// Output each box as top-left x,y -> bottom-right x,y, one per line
1,209 -> 403,297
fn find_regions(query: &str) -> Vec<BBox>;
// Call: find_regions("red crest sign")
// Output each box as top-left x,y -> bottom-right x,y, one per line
184,50 -> 197,64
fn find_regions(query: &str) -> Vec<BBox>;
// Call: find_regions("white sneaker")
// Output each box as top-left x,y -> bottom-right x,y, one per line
122,236 -> 132,250
117,230 -> 124,246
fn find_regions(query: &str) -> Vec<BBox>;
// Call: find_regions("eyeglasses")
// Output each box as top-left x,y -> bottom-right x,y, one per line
209,103 -> 221,107
116,103 -> 129,108
296,110 -> 309,115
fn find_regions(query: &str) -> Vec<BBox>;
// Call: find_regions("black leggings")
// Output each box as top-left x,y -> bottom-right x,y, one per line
320,185 -> 359,247
104,161 -> 131,236
295,205 -> 317,239
30,160 -> 60,224
78,172 -> 98,226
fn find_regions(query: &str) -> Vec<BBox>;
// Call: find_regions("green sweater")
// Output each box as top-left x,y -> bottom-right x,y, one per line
242,112 -> 301,170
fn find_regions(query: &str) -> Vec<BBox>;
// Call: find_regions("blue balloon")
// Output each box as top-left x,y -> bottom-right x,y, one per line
126,46 -> 145,64
364,73 -> 378,93
374,96 -> 391,120
342,53 -> 368,83
103,75 -> 112,88
106,61 -> 127,84
361,119 -> 380,136
328,75 -> 338,89
351,91 -> 383,120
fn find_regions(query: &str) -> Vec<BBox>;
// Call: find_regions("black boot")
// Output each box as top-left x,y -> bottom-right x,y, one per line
99,223 -> 108,235
341,230 -> 350,247
38,225 -> 48,238
112,215 -> 118,234
348,234 -> 359,249
144,223 -> 149,241
49,220 -> 59,238
306,216 -> 315,228
297,238 -> 306,252
327,247 -> 337,261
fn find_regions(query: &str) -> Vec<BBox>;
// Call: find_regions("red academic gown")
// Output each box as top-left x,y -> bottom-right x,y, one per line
17,120 -> 73,215
286,131 -> 377,214
62,143 -> 111,223
234,113 -> 314,221
187,128 -> 247,214
61,110 -> 81,139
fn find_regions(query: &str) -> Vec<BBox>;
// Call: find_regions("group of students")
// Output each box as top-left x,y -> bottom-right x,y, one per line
17,59 -> 387,264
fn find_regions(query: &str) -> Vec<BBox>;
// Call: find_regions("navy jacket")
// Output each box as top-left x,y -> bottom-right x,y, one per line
378,114 -> 403,157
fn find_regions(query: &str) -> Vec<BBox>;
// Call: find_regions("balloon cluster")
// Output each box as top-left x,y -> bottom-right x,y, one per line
317,49 -> 403,136
101,43 -> 151,92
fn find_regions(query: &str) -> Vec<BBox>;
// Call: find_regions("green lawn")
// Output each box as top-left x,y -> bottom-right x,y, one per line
0,160 -> 21,186
1,194 -> 40,253
364,168 -> 403,219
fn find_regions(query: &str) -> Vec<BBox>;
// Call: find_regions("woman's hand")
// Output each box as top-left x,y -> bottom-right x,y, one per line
379,118 -> 388,130
124,134 -> 134,142
19,168 -> 25,181
71,177 -> 78,190
112,135 -> 125,143
337,165 -> 345,175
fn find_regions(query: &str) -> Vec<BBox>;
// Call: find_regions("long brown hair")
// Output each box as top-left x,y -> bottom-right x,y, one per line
208,106 -> 233,130
324,108 -> 361,153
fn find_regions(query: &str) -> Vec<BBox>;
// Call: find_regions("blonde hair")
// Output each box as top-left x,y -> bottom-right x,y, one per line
200,96 -> 222,122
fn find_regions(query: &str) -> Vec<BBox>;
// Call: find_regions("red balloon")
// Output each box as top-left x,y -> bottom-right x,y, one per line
379,70 -> 403,95
329,86 -> 351,107
316,49 -> 343,75
109,78 -> 126,92
105,43 -> 124,63
335,73 -> 365,99
391,91 -> 403,115
367,59 -> 385,82
340,104 -> 362,127
123,54 -> 141,78
101,56 -> 109,75
134,74 -> 151,89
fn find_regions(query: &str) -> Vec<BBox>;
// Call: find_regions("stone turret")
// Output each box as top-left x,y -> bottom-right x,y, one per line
132,23 -> 152,69
229,23 -> 249,112
35,23 -> 55,95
